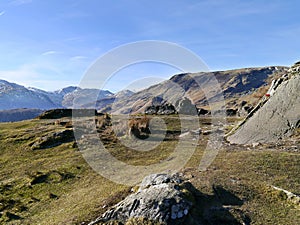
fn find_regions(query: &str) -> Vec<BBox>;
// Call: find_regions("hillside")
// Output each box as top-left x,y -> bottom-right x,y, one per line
99,66 -> 288,114
0,114 -> 299,224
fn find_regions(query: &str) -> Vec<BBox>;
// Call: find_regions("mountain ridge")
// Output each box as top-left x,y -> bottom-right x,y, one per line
0,66 -> 289,115
102,66 -> 288,114
0,80 -> 114,110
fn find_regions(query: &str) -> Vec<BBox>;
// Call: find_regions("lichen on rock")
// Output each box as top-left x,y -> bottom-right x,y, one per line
89,174 -> 193,225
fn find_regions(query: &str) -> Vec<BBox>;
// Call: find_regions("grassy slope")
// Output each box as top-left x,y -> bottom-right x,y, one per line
0,120 -> 129,224
0,117 -> 299,224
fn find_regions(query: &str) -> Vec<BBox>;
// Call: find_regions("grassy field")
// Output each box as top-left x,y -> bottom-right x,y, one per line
0,116 -> 299,224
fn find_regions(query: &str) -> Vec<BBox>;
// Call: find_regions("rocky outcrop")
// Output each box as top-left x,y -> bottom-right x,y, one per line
37,109 -> 103,119
145,97 -> 198,115
145,104 -> 176,115
88,174 -> 250,225
227,62 -> 300,144
29,129 -> 75,150
89,174 -> 193,225
37,109 -> 74,119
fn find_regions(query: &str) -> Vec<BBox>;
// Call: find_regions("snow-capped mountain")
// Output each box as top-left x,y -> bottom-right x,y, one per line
0,79 -> 113,110
62,88 -> 114,108
28,86 -> 64,107
54,86 -> 78,96
0,80 -> 60,110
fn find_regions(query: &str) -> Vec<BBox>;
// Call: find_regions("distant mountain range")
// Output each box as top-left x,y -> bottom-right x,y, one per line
0,80 -> 114,110
0,66 -> 289,122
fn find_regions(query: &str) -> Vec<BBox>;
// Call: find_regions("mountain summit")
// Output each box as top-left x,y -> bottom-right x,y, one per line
0,80 -> 113,110
0,80 -> 60,110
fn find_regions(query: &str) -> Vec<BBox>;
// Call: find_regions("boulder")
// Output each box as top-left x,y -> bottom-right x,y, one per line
89,174 -> 193,225
175,97 -> 197,115
88,174 -> 251,225
151,96 -> 164,106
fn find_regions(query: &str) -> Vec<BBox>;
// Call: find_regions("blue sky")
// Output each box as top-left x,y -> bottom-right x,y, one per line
0,0 -> 300,92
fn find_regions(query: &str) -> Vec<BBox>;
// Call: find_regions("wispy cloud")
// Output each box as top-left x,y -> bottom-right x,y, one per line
0,11 -> 5,16
41,51 -> 61,56
69,56 -> 88,61
10,0 -> 33,6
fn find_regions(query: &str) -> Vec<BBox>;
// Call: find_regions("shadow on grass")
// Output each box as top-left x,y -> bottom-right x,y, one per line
184,183 -> 251,225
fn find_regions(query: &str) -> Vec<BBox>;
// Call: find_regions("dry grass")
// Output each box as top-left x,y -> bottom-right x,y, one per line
0,116 -> 299,224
